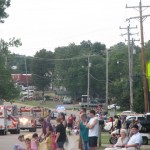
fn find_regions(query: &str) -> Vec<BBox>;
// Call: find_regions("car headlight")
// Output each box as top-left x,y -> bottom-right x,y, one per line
19,118 -> 28,124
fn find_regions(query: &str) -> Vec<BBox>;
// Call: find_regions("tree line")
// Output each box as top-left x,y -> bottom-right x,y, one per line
2,40 -> 149,112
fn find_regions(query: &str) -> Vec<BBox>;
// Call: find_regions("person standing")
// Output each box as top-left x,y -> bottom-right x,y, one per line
78,108 -> 87,150
113,115 -> 121,134
59,112 -> 67,128
80,113 -> 89,150
38,117 -> 52,140
86,110 -> 99,150
55,117 -> 66,150
67,114 -> 74,130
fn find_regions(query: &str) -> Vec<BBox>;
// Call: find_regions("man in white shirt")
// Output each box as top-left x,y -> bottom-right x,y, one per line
122,124 -> 143,150
86,110 -> 99,150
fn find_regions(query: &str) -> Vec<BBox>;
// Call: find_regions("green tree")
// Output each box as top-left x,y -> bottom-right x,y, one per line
0,38 -> 22,67
31,49 -> 54,98
0,54 -> 19,100
0,0 -> 10,23
54,41 -> 106,99
0,38 -> 21,101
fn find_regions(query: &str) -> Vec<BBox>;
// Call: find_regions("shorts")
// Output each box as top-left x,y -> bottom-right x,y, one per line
56,141 -> 65,148
89,136 -> 98,147
68,123 -> 73,128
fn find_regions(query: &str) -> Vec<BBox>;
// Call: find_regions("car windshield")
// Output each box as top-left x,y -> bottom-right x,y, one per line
138,117 -> 145,121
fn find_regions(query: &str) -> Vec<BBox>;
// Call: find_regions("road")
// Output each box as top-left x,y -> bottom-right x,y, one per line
0,102 -> 80,150
0,129 -> 37,150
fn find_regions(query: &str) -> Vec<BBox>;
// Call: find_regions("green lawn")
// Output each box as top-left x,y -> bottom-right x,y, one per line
14,99 -> 61,108
14,99 -> 81,110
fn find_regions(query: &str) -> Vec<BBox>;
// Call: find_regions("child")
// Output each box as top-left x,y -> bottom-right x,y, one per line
51,132 -> 56,150
31,133 -> 39,150
45,132 -> 52,150
25,138 -> 31,150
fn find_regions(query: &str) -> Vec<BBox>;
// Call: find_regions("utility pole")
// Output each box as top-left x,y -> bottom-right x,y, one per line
120,25 -> 137,111
24,56 -> 29,99
126,0 -> 150,112
106,49 -> 109,113
87,56 -> 91,109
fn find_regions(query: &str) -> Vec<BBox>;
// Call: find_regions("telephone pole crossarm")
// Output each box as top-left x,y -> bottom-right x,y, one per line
126,15 -> 150,21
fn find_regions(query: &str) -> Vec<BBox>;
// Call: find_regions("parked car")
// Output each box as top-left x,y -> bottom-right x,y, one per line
120,110 -> 136,116
63,96 -> 73,104
79,100 -> 101,108
126,115 -> 146,125
108,104 -> 120,110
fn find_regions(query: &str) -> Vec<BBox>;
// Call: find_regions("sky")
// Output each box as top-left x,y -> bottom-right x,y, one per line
0,0 -> 150,56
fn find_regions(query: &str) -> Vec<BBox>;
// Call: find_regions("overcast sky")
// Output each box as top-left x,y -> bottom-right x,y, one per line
0,0 -> 150,56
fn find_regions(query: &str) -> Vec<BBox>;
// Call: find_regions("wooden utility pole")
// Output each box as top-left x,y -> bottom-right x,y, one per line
87,56 -> 91,109
106,49 -> 109,113
126,0 -> 150,112
120,25 -> 137,111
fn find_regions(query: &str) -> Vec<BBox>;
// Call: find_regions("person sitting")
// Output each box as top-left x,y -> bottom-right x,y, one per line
105,129 -> 129,150
122,125 -> 143,150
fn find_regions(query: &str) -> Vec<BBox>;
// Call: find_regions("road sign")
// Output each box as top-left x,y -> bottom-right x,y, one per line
146,61 -> 150,91
146,61 -> 150,78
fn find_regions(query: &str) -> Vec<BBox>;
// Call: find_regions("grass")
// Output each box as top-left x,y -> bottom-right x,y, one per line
101,132 -> 110,144
14,100 -> 58,108
14,99 -> 81,110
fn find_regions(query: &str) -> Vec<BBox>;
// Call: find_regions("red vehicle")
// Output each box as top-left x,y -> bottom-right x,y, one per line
18,107 -> 36,132
4,105 -> 20,134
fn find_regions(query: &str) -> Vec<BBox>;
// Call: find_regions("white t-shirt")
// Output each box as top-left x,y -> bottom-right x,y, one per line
127,132 -> 142,147
88,117 -> 99,137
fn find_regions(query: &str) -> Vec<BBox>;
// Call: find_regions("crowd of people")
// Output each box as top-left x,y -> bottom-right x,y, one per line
13,107 -> 144,150
13,111 -> 67,150
109,115 -> 143,137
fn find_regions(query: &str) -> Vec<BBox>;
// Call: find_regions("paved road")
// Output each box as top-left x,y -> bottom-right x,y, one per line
0,102 -> 80,150
0,129 -> 36,150
0,128 -> 80,150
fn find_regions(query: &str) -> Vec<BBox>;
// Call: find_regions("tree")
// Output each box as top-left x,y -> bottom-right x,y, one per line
54,41 -> 106,99
0,38 -> 21,101
8,54 -> 32,74
0,0 -> 11,23
0,38 -> 22,67
31,49 -> 54,98
0,54 -> 19,100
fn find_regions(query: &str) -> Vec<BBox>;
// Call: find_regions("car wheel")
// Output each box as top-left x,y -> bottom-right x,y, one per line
142,136 -> 148,145
1,130 -> 6,135
29,129 -> 32,132
17,129 -> 20,134
109,137 -> 118,144
32,127 -> 36,132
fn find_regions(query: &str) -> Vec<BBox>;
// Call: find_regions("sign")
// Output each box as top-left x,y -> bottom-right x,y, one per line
146,61 -> 150,78
146,61 -> 150,91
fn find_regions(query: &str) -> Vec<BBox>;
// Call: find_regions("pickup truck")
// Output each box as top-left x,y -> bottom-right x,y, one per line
79,100 -> 102,108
